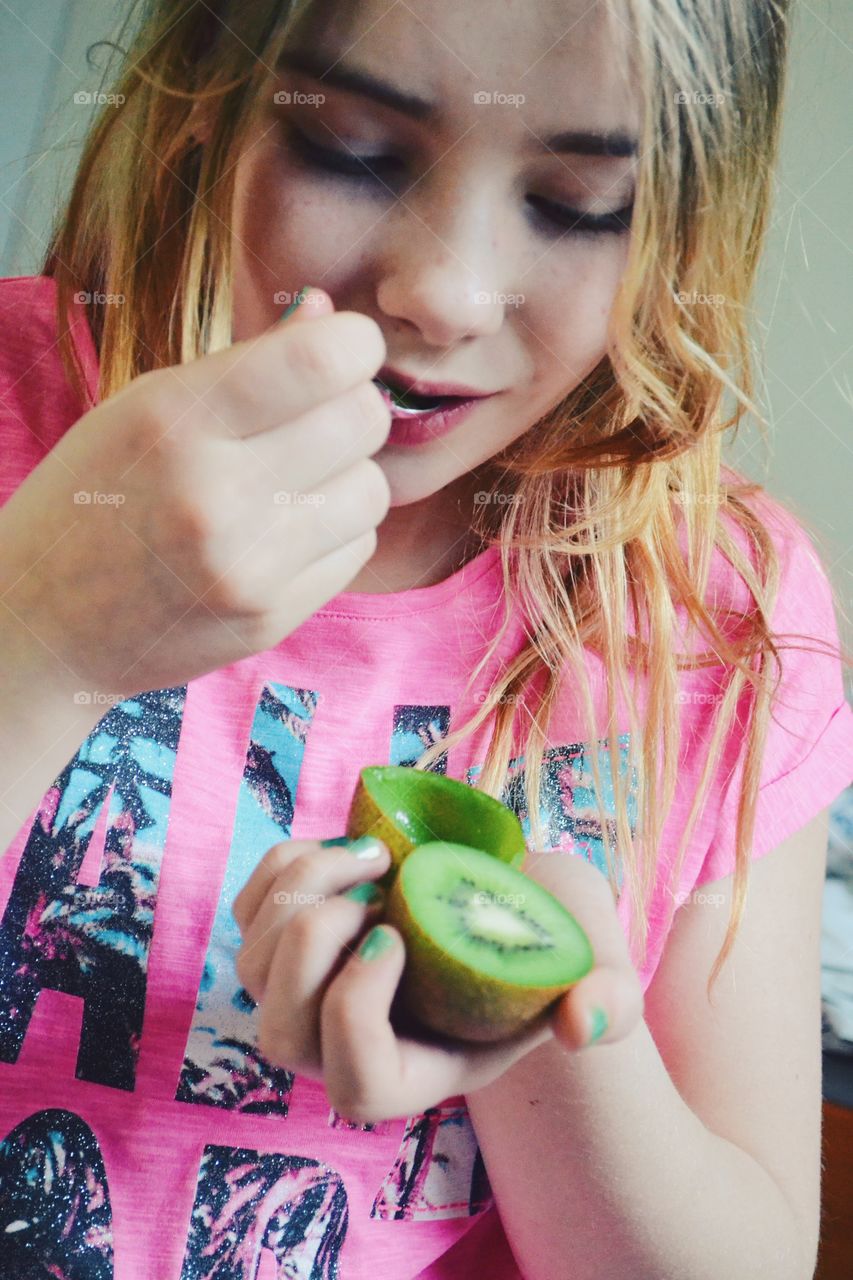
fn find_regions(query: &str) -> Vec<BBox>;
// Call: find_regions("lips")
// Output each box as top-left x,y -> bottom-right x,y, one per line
373,368 -> 498,417
376,366 -> 497,399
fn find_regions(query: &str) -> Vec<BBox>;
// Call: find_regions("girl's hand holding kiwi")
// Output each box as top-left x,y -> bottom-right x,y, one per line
0,287 -> 391,699
232,770 -> 643,1125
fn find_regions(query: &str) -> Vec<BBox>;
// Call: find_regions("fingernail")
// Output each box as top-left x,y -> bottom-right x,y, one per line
346,836 -> 387,860
319,836 -> 352,848
343,882 -> 384,905
587,1006 -> 608,1045
280,285 -> 312,320
357,925 -> 395,961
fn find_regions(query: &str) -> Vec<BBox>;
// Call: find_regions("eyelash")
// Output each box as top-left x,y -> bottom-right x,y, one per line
285,127 -> 633,237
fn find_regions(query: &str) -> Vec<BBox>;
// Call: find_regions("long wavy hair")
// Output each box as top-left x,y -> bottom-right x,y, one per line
43,0 -> 848,997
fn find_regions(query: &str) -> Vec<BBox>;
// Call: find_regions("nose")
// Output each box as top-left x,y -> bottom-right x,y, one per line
375,178 -> 512,347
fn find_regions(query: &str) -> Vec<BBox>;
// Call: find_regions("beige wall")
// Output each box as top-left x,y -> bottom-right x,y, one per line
0,1 -> 131,274
727,0 -> 853,638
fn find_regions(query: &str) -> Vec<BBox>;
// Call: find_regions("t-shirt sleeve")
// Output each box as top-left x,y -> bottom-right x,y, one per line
695,506 -> 853,886
0,274 -> 98,506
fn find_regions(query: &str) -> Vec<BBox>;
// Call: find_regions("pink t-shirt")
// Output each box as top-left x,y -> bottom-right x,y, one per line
1,274 -> 851,1279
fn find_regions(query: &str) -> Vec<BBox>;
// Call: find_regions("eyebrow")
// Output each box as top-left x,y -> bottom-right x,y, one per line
277,49 -> 638,158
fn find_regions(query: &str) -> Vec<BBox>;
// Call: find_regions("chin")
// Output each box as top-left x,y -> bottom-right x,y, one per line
374,453 -> 453,508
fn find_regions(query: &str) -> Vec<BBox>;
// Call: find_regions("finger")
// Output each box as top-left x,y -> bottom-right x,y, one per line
518,852 -> 643,1051
232,838 -> 316,935
235,842 -> 390,997
264,529 -> 381,634
550,963 -> 644,1053
231,836 -> 389,936
256,892 -> 384,1074
182,302 -> 387,441
249,376 -> 391,492
239,453 -> 391,589
320,925 -> 411,1123
277,286 -> 334,327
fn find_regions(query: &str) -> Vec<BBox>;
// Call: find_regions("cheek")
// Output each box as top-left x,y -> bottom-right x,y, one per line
234,142 -> 376,278
231,142 -> 374,336
535,246 -> 627,380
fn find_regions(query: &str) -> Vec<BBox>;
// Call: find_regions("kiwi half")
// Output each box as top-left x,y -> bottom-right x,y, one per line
385,842 -> 594,1042
346,765 -> 526,888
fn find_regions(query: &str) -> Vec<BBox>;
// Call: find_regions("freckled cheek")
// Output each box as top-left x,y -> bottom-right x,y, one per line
237,166 -> 380,302
533,259 -> 625,380
532,303 -> 609,390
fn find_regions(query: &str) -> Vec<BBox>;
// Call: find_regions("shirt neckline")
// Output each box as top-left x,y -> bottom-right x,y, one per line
314,542 -> 504,620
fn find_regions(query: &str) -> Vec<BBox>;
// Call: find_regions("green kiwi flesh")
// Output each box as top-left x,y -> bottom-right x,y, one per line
346,765 -> 526,887
386,842 -> 594,1042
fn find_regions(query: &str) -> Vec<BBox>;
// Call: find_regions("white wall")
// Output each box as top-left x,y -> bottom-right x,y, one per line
1,0 -> 851,624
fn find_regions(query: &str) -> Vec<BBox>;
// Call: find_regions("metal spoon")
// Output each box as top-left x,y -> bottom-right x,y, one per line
372,377 -> 447,417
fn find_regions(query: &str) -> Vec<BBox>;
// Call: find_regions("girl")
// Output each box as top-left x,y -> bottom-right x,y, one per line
0,0 -> 850,1276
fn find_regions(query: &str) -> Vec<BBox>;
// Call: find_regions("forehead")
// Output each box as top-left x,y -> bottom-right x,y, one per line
288,0 -> 638,133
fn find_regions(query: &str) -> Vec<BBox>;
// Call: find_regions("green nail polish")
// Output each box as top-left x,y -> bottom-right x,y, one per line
358,926 -> 395,961
343,882 -> 383,905
280,285 -> 310,320
319,836 -> 351,848
347,836 -> 386,860
587,1006 -> 608,1044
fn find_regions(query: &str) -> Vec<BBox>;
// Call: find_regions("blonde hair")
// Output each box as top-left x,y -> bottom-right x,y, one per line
44,0 -> 849,997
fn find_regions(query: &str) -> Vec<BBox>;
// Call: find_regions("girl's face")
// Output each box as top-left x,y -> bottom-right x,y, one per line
231,0 -> 637,508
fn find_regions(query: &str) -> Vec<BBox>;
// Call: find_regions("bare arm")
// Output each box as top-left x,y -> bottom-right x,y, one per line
0,603 -> 102,858
465,812 -> 827,1280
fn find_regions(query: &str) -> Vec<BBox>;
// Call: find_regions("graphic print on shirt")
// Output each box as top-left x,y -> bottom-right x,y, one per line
180,1144 -> 347,1280
0,1108 -> 114,1276
474,734 -> 636,892
175,684 -> 317,1114
371,1104 -> 492,1222
0,689 -> 185,1090
389,704 -> 450,772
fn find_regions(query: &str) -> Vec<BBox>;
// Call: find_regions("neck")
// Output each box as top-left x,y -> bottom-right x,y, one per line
344,469 -> 497,594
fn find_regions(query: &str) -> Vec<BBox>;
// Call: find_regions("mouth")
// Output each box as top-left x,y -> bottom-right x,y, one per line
372,369 -> 497,417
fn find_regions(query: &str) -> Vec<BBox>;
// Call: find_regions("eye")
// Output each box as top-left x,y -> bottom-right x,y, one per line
526,194 -> 634,237
284,125 -> 634,236
285,126 -> 403,185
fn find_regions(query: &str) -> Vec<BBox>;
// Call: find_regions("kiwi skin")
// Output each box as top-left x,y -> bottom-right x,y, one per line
345,776 -> 414,890
384,848 -> 592,1043
345,765 -> 525,890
